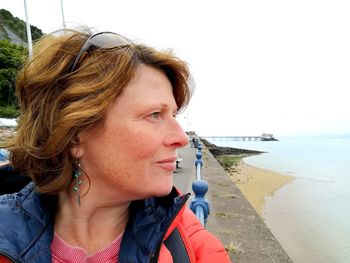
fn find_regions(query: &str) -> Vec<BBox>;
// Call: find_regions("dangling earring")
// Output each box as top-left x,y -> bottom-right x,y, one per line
73,160 -> 83,205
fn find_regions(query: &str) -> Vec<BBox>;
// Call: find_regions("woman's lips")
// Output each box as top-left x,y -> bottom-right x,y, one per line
157,157 -> 177,171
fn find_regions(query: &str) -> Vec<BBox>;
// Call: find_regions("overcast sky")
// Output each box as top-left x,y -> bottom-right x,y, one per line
2,0 -> 350,136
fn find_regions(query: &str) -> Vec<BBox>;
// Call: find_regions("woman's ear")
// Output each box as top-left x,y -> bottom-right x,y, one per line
70,126 -> 94,159
70,133 -> 85,159
70,145 -> 84,159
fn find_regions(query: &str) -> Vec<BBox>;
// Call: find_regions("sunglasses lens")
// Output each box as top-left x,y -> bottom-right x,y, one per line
90,32 -> 130,49
70,32 -> 132,73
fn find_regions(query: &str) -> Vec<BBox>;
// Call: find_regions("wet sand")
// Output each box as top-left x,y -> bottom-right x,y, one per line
228,160 -> 295,216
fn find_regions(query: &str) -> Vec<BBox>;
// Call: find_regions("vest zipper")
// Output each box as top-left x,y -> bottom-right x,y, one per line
150,193 -> 191,263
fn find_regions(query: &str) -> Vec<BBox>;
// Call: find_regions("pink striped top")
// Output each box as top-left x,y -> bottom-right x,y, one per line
51,232 -> 123,263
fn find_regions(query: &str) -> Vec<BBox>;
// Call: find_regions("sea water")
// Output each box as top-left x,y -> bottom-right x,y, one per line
205,136 -> 350,263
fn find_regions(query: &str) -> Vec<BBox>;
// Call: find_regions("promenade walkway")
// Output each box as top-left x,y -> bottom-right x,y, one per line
174,144 -> 292,263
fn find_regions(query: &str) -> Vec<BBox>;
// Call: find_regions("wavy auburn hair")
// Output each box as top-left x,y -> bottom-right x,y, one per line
10,29 -> 191,194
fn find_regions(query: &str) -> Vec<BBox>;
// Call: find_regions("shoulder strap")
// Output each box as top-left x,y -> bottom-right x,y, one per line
164,227 -> 190,263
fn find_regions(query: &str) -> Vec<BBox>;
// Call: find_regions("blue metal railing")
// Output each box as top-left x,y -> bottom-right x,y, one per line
190,142 -> 210,226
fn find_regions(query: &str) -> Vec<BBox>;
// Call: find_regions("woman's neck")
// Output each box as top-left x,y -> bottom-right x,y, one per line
54,189 -> 130,255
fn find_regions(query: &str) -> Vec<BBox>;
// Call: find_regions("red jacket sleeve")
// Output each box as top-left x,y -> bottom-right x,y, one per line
179,207 -> 232,263
0,256 -> 13,263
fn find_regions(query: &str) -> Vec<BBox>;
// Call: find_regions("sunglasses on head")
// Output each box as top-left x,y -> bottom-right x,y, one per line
70,31 -> 131,73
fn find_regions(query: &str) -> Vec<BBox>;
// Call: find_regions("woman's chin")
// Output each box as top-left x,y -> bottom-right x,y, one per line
152,183 -> 174,197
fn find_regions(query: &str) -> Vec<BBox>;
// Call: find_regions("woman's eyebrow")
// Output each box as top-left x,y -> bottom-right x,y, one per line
143,103 -> 170,109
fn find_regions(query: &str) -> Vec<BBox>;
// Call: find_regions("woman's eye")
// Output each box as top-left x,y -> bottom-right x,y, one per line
149,112 -> 161,119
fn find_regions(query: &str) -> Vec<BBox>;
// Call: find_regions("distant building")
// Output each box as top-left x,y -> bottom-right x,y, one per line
261,133 -> 277,141
186,131 -> 196,136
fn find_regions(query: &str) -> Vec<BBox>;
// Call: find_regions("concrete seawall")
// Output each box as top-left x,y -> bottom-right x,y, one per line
176,144 -> 292,263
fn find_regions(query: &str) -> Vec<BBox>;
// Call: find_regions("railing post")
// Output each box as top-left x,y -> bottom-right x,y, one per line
195,151 -> 203,181
190,142 -> 210,226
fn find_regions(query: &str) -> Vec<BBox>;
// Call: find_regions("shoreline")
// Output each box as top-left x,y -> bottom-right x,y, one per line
201,138 -> 295,216
228,160 -> 295,216
199,143 -> 294,262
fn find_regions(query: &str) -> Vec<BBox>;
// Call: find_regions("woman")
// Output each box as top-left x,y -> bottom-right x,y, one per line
0,29 -> 231,262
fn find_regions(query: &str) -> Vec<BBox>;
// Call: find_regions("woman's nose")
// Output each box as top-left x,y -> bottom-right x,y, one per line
163,119 -> 189,148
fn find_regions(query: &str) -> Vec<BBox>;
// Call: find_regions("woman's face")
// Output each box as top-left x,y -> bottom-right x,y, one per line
74,65 -> 189,201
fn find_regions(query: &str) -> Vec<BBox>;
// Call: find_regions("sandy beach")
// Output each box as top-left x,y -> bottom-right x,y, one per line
228,160 -> 294,217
